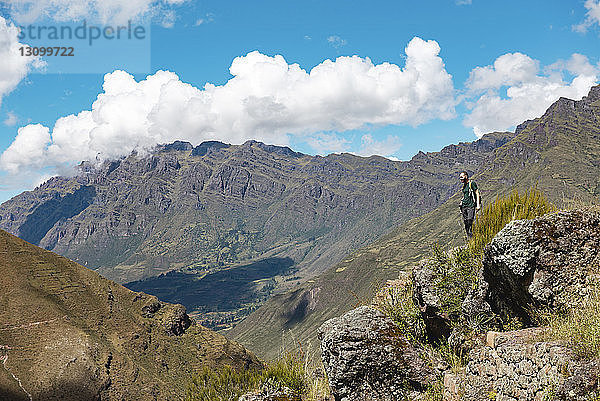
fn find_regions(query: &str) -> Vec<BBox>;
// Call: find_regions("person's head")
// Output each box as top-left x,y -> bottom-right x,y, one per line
459,171 -> 469,183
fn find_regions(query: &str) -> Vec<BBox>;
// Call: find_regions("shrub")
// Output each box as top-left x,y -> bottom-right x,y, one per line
186,365 -> 262,401
429,244 -> 479,321
186,351 -> 311,401
469,188 -> 555,256
373,274 -> 427,343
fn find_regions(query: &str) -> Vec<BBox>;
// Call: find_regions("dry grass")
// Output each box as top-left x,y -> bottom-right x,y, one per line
469,188 -> 556,256
544,287 -> 600,360
185,345 -> 332,401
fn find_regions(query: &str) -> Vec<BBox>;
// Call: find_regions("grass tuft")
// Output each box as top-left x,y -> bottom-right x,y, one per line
469,188 -> 556,256
185,348 -> 331,401
185,365 -> 262,401
373,274 -> 427,343
545,287 -> 600,360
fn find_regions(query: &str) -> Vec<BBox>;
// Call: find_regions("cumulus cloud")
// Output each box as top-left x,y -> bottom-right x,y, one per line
0,15 -> 44,107
1,37 -> 456,174
1,0 -> 188,24
573,0 -> 600,33
464,53 -> 599,137
1,124 -> 50,173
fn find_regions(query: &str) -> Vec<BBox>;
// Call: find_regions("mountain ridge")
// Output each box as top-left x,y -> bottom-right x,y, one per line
0,132 -> 513,330
228,85 -> 600,359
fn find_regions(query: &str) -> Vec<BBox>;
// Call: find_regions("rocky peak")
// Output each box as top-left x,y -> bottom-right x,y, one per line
157,140 -> 194,152
584,84 -> 600,102
190,140 -> 231,156
242,140 -> 304,158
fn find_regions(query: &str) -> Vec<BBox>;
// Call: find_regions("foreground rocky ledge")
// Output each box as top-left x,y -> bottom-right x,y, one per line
319,211 -> 600,400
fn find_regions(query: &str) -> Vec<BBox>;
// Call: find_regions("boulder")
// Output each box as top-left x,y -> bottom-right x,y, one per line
318,306 -> 442,401
482,210 -> 600,322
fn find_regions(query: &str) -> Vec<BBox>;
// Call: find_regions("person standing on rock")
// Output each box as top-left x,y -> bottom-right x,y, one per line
459,171 -> 481,239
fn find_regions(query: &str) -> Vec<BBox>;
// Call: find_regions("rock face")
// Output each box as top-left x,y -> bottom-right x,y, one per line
322,210 -> 600,400
449,328 -> 600,401
319,306 -> 442,401
483,210 -> 600,322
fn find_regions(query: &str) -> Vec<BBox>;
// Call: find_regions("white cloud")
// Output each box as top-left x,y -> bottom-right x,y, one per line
357,134 -> 402,157
0,15 -> 44,107
0,124 -> 50,173
160,10 -> 176,28
464,53 -> 599,137
327,35 -> 347,49
573,0 -> 600,33
1,37 -> 457,174
4,111 -> 18,126
1,0 -> 189,24
466,53 -> 539,92
456,0 -> 472,5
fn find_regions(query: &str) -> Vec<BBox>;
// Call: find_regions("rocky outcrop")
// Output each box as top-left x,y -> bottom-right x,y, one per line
483,210 -> 600,322
319,306 -> 444,401
321,209 -> 600,400
446,328 -> 600,401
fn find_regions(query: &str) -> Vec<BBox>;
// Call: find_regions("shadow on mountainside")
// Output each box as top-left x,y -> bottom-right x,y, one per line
125,257 -> 294,314
19,185 -> 96,246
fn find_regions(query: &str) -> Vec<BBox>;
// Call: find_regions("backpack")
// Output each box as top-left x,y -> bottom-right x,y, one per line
469,181 -> 482,208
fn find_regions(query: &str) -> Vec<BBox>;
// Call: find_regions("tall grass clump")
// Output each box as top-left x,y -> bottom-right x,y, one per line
260,351 -> 307,397
186,350 -> 318,401
469,188 -> 555,256
545,287 -> 600,360
186,365 -> 262,401
372,274 -> 427,343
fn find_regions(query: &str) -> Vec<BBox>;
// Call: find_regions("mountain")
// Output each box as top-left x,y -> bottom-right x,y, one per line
0,134 -> 513,330
228,85 -> 600,359
0,229 -> 259,400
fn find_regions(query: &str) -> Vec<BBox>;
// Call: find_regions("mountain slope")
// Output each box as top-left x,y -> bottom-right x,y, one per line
228,86 -> 600,359
0,134 -> 513,330
0,229 -> 259,400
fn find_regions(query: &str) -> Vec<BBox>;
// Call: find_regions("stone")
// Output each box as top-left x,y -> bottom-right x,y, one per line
459,328 -> 599,401
319,306 -> 442,401
482,210 -> 600,322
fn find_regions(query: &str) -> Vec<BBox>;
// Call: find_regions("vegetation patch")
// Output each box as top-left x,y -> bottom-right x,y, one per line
544,287 -> 600,360
469,188 -> 556,256
373,274 -> 427,343
186,350 -> 331,401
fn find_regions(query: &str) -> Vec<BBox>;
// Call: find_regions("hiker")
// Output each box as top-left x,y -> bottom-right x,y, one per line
459,171 -> 480,239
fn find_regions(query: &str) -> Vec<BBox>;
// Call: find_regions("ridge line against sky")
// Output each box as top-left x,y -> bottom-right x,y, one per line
0,0 -> 600,202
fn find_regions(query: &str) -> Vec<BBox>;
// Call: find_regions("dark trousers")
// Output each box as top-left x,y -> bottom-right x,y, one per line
460,205 -> 475,238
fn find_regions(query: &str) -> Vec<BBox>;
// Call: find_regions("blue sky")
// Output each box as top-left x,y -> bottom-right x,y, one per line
0,0 -> 599,203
